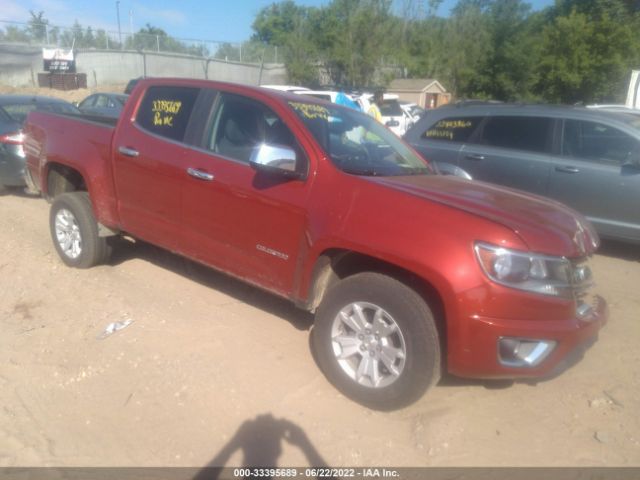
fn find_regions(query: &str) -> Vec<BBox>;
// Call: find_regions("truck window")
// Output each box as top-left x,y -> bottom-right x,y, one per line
207,93 -> 301,165
136,86 -> 200,142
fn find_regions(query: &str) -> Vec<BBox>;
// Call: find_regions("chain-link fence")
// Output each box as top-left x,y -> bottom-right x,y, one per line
0,20 -> 283,64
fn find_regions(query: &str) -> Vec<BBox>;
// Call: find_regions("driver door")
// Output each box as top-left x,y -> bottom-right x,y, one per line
180,91 -> 312,295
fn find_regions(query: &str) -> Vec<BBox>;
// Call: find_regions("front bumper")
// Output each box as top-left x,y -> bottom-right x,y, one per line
448,295 -> 608,379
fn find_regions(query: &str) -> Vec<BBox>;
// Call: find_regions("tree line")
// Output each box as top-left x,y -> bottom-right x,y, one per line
2,1 -> 639,104
0,12 -> 209,57
252,0 -> 640,104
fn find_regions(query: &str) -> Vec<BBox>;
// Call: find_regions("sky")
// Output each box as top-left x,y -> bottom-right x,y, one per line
1,0 -> 556,44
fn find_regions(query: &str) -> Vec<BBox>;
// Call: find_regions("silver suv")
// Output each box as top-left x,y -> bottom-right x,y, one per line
403,103 -> 640,243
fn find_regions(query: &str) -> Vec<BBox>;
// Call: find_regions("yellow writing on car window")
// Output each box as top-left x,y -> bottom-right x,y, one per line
289,102 -> 329,120
152,99 -> 182,127
425,129 -> 454,140
435,120 -> 472,129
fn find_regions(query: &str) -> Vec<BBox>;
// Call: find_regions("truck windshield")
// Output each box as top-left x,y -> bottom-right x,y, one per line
288,100 -> 432,177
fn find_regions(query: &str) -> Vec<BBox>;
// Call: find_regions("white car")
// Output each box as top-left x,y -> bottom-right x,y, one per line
400,101 -> 426,127
260,85 -> 311,93
356,93 -> 410,136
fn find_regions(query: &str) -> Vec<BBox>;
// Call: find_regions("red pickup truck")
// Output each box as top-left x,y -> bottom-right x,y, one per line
24,78 -> 607,409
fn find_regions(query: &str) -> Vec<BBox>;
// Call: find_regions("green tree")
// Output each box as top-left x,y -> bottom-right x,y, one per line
0,25 -> 31,43
441,1 -> 493,97
126,24 -> 207,56
27,10 -> 48,43
479,0 -> 542,101
536,5 -> 640,103
252,1 -> 320,84
252,0 -> 305,45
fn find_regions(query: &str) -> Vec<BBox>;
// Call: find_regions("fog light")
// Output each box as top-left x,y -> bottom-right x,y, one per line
498,337 -> 556,367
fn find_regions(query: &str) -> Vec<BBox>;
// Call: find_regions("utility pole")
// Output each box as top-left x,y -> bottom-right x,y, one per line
116,1 -> 122,49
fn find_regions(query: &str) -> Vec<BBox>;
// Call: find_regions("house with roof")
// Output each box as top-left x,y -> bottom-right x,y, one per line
388,78 -> 451,109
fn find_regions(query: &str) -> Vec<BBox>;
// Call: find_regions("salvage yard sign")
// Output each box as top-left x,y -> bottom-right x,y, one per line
42,48 -> 76,73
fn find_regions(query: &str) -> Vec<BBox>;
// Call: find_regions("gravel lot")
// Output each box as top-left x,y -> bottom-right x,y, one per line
0,189 -> 639,468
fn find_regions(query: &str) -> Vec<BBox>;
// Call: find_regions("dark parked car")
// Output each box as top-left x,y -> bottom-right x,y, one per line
77,93 -> 128,118
124,76 -> 148,95
0,95 -> 79,191
404,104 -> 640,243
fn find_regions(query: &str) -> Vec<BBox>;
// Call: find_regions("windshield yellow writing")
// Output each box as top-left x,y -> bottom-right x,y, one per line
289,102 -> 329,120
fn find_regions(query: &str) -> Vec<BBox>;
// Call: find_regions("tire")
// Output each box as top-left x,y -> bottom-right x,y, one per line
49,192 -> 111,268
313,272 -> 441,410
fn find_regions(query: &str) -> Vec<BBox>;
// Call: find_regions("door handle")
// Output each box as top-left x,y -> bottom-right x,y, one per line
118,146 -> 139,157
187,167 -> 214,181
464,154 -> 485,161
555,166 -> 580,174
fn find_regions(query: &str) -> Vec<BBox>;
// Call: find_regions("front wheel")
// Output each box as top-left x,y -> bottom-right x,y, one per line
49,192 -> 111,268
313,272 -> 441,410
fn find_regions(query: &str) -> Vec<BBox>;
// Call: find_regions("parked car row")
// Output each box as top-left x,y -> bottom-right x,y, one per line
0,95 -> 80,192
77,92 -> 128,118
0,91 -> 130,192
403,103 -> 640,244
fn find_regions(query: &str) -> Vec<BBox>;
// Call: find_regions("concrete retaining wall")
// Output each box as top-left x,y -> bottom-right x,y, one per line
0,44 -> 287,88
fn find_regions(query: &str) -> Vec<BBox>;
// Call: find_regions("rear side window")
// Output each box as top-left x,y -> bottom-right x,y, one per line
422,116 -> 482,142
480,116 -> 552,153
79,96 -> 96,108
563,119 -> 640,164
136,86 -> 199,142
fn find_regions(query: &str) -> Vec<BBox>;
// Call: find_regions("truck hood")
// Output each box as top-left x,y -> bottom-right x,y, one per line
369,175 -> 599,258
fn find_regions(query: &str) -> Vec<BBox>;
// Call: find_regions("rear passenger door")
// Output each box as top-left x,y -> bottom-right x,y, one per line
548,118 -> 640,240
113,85 -> 201,251
460,115 -> 554,195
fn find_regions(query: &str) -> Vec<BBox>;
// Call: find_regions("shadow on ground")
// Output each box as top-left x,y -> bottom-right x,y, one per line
108,237 -> 314,332
597,239 -> 640,262
0,185 -> 41,199
193,414 -> 333,479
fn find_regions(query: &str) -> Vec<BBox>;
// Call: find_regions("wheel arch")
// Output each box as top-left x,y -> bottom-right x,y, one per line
44,162 -> 87,200
302,249 -> 449,358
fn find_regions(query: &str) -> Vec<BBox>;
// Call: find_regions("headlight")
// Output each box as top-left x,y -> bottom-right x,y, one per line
474,242 -> 573,297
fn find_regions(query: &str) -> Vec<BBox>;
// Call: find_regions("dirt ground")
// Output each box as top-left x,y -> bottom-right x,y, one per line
1,86 -> 640,468
0,188 -> 639,469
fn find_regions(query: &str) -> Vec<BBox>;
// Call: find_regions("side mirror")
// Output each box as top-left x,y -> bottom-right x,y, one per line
250,143 -> 303,179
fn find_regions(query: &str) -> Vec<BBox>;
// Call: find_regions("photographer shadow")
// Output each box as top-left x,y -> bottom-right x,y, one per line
194,414 -> 332,480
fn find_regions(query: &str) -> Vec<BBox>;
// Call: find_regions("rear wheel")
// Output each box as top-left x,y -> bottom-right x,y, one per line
313,272 -> 441,410
50,192 -> 111,268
